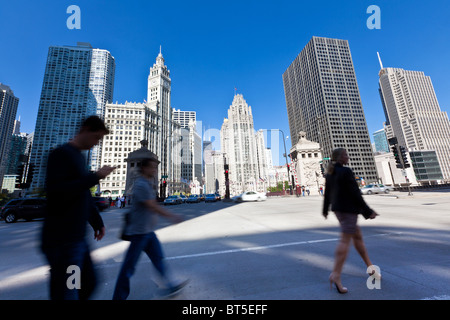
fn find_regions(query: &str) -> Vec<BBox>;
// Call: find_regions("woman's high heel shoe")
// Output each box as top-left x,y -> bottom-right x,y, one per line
329,274 -> 348,294
368,267 -> 382,280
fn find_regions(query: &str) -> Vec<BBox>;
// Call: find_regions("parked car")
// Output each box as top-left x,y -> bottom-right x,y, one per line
1,198 -> 47,223
205,194 -> 218,202
214,193 -> 221,201
360,184 -> 394,195
179,194 -> 187,203
186,194 -> 200,203
233,191 -> 267,202
163,195 -> 183,205
92,196 -> 109,211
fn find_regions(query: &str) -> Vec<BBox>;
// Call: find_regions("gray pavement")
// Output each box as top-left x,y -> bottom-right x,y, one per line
0,191 -> 449,300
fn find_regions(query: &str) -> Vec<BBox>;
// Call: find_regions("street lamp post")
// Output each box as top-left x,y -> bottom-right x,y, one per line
275,129 -> 293,195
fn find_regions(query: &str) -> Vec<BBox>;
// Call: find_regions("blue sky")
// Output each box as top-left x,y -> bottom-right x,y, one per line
1,0 -> 449,165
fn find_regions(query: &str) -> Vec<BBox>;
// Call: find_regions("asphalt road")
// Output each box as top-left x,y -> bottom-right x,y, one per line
0,191 -> 449,301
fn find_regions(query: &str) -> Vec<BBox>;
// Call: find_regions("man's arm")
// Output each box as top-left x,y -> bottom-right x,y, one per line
88,203 -> 106,241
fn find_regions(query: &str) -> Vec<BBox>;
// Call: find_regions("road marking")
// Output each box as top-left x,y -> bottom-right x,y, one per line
166,232 -> 403,261
422,295 -> 450,300
0,232 -> 403,291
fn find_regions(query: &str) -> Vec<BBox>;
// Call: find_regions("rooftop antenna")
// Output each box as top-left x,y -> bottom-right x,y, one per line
377,52 -> 384,69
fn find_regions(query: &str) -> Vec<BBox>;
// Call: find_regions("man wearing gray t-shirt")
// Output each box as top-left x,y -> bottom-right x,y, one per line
113,157 -> 186,300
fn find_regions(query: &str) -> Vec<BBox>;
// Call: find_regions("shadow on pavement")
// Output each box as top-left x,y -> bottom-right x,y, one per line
1,221 -> 449,300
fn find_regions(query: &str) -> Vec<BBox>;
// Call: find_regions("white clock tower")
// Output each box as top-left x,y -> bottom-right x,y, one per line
147,47 -> 177,191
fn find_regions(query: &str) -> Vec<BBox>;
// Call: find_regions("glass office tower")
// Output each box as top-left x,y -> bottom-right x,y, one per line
283,36 -> 378,182
30,43 -> 115,191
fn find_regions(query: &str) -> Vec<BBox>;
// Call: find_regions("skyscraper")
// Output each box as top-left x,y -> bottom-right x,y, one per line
173,109 -> 202,186
221,94 -> 267,194
373,128 -> 389,153
147,47 -> 178,186
283,36 -> 378,182
99,102 -> 160,197
30,43 -> 115,190
173,109 -> 196,128
0,83 -> 19,183
378,66 -> 450,180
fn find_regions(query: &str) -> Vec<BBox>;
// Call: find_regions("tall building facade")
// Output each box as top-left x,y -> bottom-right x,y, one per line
255,129 -> 268,187
173,109 -> 202,186
378,67 -> 450,180
0,83 -> 19,183
147,48 -> 177,185
373,128 -> 389,153
221,94 -> 267,194
30,43 -> 115,191
204,150 -> 225,194
4,133 -> 28,175
99,102 -> 160,196
173,109 -> 196,128
98,48 -> 183,198
283,36 -> 378,182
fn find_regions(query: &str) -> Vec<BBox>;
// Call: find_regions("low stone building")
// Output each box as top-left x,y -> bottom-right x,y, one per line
124,140 -> 159,198
289,131 -> 325,194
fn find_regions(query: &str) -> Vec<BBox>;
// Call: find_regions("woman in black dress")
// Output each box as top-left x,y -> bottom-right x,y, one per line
322,148 -> 379,293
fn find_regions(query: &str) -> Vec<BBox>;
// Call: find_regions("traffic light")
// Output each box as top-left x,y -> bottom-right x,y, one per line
159,179 -> 167,199
399,146 -> 410,168
224,164 -> 230,199
162,180 -> 167,197
24,163 -> 35,189
392,145 -> 402,168
15,164 -> 25,189
224,164 -> 229,181
320,164 -> 325,176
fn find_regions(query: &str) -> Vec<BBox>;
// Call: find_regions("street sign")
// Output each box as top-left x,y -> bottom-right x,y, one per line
162,175 -> 168,178
323,157 -> 330,160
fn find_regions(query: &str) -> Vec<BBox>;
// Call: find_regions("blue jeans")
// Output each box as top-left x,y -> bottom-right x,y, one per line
42,240 -> 97,300
113,232 -> 169,300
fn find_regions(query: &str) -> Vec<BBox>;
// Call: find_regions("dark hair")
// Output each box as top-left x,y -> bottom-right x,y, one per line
80,115 -> 109,134
326,148 -> 347,175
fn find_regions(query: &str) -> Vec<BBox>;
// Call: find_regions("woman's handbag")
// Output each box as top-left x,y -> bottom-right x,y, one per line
120,210 -> 131,241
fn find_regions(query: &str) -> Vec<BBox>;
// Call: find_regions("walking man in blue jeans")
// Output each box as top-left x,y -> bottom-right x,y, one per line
41,116 -> 115,300
113,156 -> 187,300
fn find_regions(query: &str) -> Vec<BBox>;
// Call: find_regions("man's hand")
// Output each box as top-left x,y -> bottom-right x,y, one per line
94,227 -> 106,241
169,214 -> 184,224
369,211 -> 379,219
96,166 -> 116,179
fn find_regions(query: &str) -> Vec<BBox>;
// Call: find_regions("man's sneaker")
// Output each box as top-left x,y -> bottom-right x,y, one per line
158,280 -> 189,299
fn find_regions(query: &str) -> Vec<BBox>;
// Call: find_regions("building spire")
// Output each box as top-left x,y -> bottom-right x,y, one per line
377,52 -> 384,69
156,45 -> 164,65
